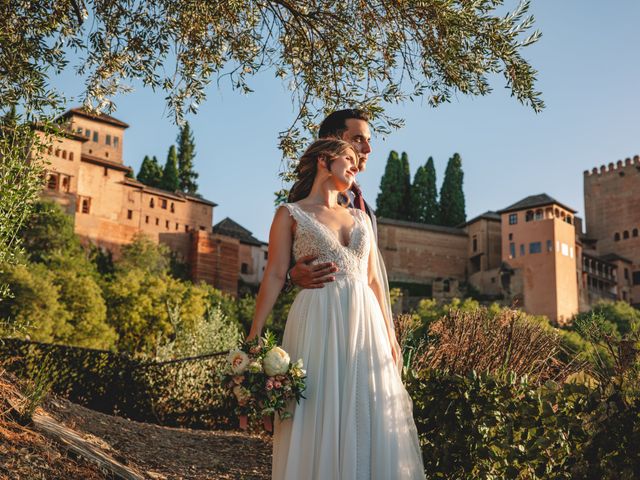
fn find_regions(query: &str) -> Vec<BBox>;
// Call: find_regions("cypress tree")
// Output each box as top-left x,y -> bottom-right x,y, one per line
376,151 -> 405,219
161,145 -> 180,191
176,122 -> 198,193
409,157 -> 439,224
137,155 -> 163,188
438,153 -> 466,226
400,152 -> 412,220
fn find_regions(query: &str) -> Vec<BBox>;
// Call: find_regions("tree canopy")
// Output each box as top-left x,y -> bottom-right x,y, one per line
2,0 -> 543,160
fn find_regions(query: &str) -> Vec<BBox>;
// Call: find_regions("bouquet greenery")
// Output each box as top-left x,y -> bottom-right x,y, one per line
221,331 -> 306,430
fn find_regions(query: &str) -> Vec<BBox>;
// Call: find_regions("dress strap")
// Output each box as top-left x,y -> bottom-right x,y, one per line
281,202 -> 309,227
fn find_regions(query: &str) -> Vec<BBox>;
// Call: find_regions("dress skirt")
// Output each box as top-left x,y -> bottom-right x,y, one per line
272,273 -> 425,480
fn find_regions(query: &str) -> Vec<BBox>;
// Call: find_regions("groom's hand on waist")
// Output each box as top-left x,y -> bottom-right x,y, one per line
289,255 -> 337,289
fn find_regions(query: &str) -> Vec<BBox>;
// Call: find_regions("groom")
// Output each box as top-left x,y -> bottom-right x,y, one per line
287,109 -> 377,289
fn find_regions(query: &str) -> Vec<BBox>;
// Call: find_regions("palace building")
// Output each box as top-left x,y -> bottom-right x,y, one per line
378,155 -> 640,324
38,108 -> 240,295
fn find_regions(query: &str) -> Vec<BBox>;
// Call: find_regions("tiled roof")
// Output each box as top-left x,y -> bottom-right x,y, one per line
213,217 -> 265,246
60,108 -> 130,129
463,210 -> 501,226
498,193 -> 577,214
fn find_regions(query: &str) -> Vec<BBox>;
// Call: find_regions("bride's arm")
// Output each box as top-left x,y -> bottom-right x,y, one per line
246,206 -> 293,342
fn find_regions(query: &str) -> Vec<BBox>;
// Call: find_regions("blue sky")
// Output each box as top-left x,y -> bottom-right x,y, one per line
51,1 -> 640,242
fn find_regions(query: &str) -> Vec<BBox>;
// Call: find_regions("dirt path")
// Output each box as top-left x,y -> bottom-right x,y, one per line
46,398 -> 272,480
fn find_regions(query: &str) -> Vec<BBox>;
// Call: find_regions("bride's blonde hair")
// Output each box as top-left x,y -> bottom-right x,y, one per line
287,139 -> 358,203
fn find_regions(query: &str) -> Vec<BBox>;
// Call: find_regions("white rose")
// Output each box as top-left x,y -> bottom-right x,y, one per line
263,346 -> 290,376
227,349 -> 250,374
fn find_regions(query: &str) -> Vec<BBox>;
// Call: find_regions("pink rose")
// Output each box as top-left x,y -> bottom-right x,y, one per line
274,381 -> 282,389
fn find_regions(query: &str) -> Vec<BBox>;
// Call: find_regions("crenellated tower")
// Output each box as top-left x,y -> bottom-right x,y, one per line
583,155 -> 640,304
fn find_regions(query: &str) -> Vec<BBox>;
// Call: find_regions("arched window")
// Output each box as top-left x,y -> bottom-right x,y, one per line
150,198 -> 155,208
55,149 -> 60,157
525,210 -> 534,222
623,230 -> 629,239
566,216 -> 573,225
614,232 -> 620,241
69,152 -> 74,161
170,202 -> 175,213
633,228 -> 638,238
62,150 -> 67,159
535,209 -> 543,220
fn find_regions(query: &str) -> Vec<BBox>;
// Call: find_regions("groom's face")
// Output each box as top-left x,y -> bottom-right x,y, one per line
341,119 -> 372,172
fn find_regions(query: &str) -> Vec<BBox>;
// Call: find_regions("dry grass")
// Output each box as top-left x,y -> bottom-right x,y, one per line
409,307 -> 580,384
0,368 -> 108,479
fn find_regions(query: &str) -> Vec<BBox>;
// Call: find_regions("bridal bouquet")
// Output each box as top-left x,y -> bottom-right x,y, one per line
221,331 -> 306,430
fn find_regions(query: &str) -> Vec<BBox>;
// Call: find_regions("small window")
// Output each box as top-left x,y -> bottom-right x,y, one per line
185,225 -> 189,232
175,223 -> 179,230
520,244 -> 525,256
76,127 -> 83,134
48,146 -> 53,155
103,167 -> 108,176
62,150 -> 67,159
508,233 -> 513,241
155,218 -> 159,226
85,129 -> 91,138
61,176 -> 70,192
633,271 -> 640,286
241,263 -> 249,274
623,231 -> 629,239
161,199 -> 167,209
529,242 -> 542,254
69,152 -> 74,161
633,228 -> 638,237
105,152 -> 109,158
114,136 -> 119,148
92,131 -> 98,142
561,243 -> 569,256
170,202 -> 175,213
546,240 -> 553,252
525,211 -> 534,222
566,216 -> 573,225
509,242 -> 516,259
55,149 -> 60,157
472,236 -> 478,253
106,134 -> 111,145
127,210 -> 133,220
200,226 -> 206,231
509,213 -> 518,225
264,251 -> 268,260
150,198 -> 155,208
625,268 -> 630,280
145,215 -> 149,224
81,198 -> 91,214
535,209 -> 543,220
165,220 -> 169,229
614,232 -> 621,241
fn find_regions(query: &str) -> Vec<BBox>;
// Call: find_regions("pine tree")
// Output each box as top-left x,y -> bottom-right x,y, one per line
137,155 -> 163,188
176,122 -> 198,194
376,151 -> 405,219
161,145 -> 180,191
438,153 -> 466,226
400,152 -> 412,220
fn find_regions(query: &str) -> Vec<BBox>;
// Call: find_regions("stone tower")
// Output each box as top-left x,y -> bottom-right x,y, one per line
584,155 -> 640,304
498,194 -> 579,324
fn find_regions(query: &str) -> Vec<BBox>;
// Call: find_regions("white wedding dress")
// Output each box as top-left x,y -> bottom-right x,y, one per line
272,202 -> 425,480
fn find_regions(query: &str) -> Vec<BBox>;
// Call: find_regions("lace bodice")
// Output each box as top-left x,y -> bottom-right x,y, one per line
283,202 -> 371,280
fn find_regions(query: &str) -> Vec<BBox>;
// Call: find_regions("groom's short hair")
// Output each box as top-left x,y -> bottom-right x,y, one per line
318,109 -> 370,139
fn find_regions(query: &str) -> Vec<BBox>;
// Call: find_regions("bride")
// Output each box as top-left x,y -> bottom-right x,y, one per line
246,139 -> 425,479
